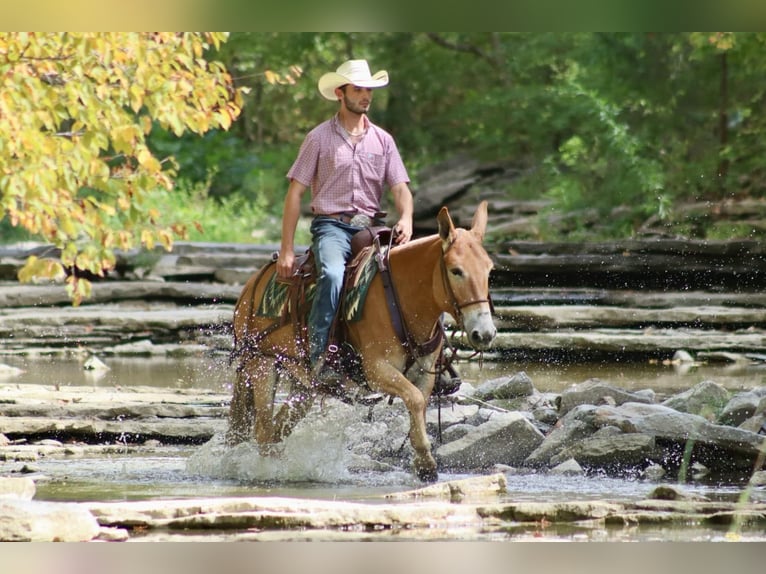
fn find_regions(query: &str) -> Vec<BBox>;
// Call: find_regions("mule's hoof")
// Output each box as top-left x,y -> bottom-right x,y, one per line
224,429 -> 248,447
258,443 -> 285,457
415,465 -> 438,483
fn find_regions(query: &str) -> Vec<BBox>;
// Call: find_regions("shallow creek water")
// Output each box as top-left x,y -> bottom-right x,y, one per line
3,354 -> 765,541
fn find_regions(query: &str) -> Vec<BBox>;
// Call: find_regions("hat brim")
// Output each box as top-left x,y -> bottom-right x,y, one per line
318,70 -> 389,101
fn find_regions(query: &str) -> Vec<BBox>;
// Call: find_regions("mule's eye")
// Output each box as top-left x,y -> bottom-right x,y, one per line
450,268 -> 464,278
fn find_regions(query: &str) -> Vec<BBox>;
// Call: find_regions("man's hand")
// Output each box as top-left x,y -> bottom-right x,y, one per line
393,218 -> 412,245
276,249 -> 296,279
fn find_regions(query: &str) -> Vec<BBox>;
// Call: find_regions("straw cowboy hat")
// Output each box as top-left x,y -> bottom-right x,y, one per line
317,59 -> 389,101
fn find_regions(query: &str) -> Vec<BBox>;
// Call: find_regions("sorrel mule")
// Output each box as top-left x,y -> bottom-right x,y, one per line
227,201 -> 496,482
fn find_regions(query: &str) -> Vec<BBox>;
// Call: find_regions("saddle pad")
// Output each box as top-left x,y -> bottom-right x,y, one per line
256,272 -> 316,318
343,246 -> 380,322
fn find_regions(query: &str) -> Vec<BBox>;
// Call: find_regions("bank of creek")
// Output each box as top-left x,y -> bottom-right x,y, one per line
0,238 -> 765,542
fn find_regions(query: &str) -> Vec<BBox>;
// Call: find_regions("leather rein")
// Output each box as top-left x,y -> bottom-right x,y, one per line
376,233 -> 492,375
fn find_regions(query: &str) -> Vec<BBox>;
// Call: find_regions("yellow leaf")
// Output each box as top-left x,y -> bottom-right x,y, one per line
217,110 -> 232,130
264,70 -> 279,85
137,147 -> 161,174
141,229 -> 155,250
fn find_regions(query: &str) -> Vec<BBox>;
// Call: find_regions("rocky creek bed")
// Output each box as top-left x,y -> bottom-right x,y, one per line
1,239 -> 766,541
1,369 -> 765,541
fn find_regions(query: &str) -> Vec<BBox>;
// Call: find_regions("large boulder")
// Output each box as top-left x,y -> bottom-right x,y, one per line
556,379 -> 654,416
435,411 -> 544,470
661,380 -> 730,419
525,401 -> 766,475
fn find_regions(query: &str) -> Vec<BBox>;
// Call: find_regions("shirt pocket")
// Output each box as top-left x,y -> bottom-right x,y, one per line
359,151 -> 385,183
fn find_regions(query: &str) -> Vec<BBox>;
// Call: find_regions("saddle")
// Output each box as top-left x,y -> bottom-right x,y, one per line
269,225 -> 461,396
270,226 -> 391,369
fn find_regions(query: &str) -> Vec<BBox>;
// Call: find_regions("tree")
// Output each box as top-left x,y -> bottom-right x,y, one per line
0,32 -> 243,302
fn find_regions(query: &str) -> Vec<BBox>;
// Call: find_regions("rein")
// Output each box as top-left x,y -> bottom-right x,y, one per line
377,235 -> 493,377
376,235 -> 442,375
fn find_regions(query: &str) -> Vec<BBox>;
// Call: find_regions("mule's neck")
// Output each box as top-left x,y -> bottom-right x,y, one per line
388,235 -> 452,343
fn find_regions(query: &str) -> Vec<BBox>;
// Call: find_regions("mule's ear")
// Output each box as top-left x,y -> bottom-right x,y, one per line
437,206 -> 455,247
471,200 -> 488,242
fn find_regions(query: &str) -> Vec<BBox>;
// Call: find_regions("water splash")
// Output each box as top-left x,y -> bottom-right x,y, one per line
187,400 -> 374,483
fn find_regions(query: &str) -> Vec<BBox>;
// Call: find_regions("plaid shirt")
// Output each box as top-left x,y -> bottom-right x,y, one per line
286,114 -> 410,217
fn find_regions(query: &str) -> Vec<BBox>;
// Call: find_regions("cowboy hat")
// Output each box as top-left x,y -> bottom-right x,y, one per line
317,59 -> 389,101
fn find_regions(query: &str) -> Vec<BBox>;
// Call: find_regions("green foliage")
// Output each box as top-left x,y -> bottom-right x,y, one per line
143,178 -> 311,246
0,32 -> 244,302
8,31 -> 766,291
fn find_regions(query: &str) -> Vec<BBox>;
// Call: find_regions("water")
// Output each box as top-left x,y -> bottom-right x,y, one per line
4,354 -> 765,540
3,352 -> 765,395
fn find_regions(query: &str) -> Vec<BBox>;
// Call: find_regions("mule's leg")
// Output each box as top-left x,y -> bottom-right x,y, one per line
366,361 -> 438,482
226,356 -> 258,445
252,358 -> 281,453
272,363 -> 316,441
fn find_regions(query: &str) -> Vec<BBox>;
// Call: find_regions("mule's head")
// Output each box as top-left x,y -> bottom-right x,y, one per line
437,201 -> 497,351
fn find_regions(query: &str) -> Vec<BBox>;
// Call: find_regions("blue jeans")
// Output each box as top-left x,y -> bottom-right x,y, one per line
308,217 -> 358,365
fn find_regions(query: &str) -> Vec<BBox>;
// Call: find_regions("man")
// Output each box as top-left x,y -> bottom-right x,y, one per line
276,59 -> 414,375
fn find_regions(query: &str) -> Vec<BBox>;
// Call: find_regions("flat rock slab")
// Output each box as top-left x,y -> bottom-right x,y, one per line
0,384 -> 230,445
78,484 -> 766,541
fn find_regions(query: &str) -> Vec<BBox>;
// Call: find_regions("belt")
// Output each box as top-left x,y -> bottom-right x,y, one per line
320,212 -> 381,227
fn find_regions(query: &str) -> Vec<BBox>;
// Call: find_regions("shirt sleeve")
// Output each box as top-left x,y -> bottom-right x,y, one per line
286,132 -> 320,187
384,135 -> 410,188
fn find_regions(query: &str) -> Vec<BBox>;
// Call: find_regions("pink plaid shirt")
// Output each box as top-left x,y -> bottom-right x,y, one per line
286,114 -> 410,217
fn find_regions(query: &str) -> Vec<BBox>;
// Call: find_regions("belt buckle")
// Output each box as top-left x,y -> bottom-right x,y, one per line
349,214 -> 373,227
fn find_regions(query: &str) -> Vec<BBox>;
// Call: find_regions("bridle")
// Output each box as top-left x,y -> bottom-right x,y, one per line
379,233 -> 493,377
438,238 -> 494,332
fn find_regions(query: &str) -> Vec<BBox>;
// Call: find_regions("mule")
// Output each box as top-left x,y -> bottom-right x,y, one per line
226,201 -> 496,482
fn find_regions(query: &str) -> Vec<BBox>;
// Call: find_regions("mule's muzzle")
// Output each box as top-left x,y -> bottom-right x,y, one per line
464,309 -> 497,351
470,325 -> 497,349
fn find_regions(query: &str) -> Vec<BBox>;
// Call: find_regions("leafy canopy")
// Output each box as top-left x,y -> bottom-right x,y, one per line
0,32 -> 243,302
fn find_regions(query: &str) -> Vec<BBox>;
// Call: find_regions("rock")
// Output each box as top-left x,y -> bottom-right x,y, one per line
83,356 -> 110,371
464,407 -> 496,426
647,485 -> 708,502
556,379 -> 654,416
95,526 -> 130,542
385,473 -> 507,502
439,423 -> 474,442
691,461 -> 710,480
595,402 -> 766,473
525,401 -> 766,476
718,390 -> 766,426
549,458 -> 584,476
642,464 -> 666,481
672,350 -> 695,363
477,500 -> 622,523
525,407 -> 596,468
0,500 -> 99,541
532,405 -> 559,426
425,403 -> 479,435
473,372 -> 535,401
738,412 -> 766,434
435,411 -> 544,470
0,477 -> 36,500
661,380 -> 730,419
750,470 -> 766,486
549,433 -> 657,470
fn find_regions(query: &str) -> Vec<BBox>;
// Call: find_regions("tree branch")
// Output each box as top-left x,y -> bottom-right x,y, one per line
426,33 -> 495,67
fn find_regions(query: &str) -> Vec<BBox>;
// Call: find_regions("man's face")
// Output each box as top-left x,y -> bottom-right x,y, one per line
340,85 -> 373,115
